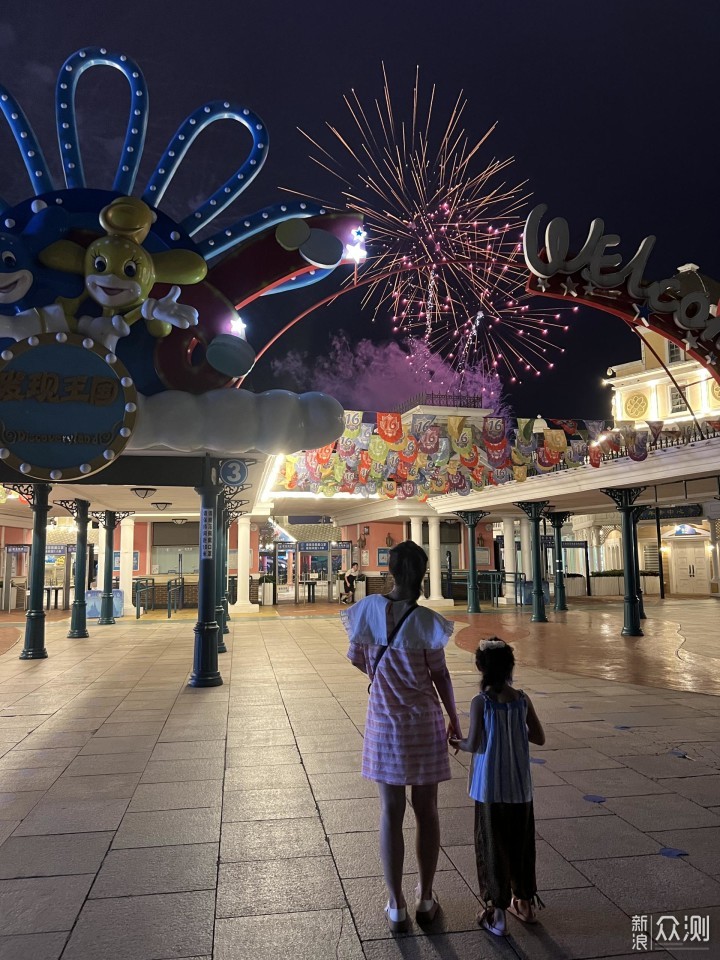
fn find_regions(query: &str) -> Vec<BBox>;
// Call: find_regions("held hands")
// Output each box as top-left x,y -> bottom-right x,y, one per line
141,285 -> 199,329
447,717 -> 462,754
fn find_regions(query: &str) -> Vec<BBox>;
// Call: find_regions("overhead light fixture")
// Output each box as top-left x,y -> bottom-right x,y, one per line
152,502 -> 172,511
172,518 -> 188,525
131,487 -> 157,500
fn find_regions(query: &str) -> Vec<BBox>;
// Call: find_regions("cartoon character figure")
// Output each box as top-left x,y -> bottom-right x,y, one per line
0,203 -> 82,341
40,196 -> 207,353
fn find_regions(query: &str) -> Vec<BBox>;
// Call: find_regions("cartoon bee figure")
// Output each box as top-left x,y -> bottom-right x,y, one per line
41,196 -> 207,352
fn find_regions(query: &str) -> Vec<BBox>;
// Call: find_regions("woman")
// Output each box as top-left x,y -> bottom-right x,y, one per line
342,541 -> 461,932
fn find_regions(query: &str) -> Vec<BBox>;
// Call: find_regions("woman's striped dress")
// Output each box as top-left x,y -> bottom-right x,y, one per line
343,595 -> 454,786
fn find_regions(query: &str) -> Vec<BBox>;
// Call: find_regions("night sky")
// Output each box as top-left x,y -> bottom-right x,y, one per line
1,1 -> 718,418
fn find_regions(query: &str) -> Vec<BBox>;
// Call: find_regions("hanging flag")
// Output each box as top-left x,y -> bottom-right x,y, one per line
356,423 -> 373,450
368,435 -> 389,463
460,445 -> 480,469
543,429 -> 568,453
336,436 -> 356,460
383,480 -> 397,498
627,431 -> 649,461
549,419 -> 578,436
411,413 -> 435,437
447,415 -> 466,443
645,420 -> 664,441
483,417 -> 506,444
315,443 -> 335,465
513,464 -> 528,482
517,418 -> 536,443
377,412 -> 403,443
589,444 -> 602,467
343,410 -> 363,438
399,435 -> 419,464
536,447 -> 561,468
584,420 -> 606,441
418,424 -> 441,454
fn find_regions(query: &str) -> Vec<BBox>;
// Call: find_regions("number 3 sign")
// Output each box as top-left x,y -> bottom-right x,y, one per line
219,459 -> 249,487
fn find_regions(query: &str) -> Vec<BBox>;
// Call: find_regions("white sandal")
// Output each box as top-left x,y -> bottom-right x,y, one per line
385,903 -> 409,933
415,889 -> 440,924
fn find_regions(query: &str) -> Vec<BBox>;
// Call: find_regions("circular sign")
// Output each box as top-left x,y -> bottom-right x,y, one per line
712,380 -> 720,403
0,332 -> 137,481
624,393 -> 648,419
219,458 -> 248,486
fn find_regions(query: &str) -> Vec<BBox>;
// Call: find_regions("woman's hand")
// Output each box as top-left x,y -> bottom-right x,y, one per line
447,736 -> 461,754
447,717 -> 462,742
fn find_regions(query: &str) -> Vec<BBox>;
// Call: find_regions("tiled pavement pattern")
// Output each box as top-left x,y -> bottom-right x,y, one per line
0,604 -> 717,959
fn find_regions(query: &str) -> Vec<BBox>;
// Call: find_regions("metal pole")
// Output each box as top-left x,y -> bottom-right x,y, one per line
20,483 -> 51,659
631,508 -> 647,620
98,511 -> 116,625
584,542 -> 592,596
215,503 -> 227,653
68,499 -> 89,638
455,511 -> 488,614
550,512 -> 571,612
656,507 -> 666,600
515,501 -> 549,623
602,488 -> 645,636
189,467 -> 222,687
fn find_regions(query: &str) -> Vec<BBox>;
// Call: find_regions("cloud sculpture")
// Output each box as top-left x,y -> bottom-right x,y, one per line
128,389 -> 344,455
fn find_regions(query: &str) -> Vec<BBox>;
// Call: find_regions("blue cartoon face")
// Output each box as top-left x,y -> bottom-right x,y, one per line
0,205 -> 81,315
0,233 -> 37,305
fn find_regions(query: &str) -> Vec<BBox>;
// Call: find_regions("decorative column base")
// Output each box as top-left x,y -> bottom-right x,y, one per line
20,611 -> 47,659
230,600 -> 260,613
418,596 -> 456,608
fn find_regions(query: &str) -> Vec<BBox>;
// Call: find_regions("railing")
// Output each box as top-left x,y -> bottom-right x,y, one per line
167,577 -> 184,619
477,570 -> 503,606
135,578 -> 156,619
398,392 -> 490,413
228,575 -> 238,605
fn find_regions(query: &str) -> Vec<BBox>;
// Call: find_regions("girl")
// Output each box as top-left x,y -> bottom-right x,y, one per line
449,638 -> 545,936
341,562 -> 359,604
343,541 -> 461,933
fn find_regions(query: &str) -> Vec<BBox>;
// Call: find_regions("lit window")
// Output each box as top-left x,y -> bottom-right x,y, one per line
668,342 -> 684,364
670,385 -> 688,413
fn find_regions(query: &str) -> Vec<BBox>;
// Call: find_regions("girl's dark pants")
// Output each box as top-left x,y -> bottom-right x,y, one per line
474,800 -> 537,909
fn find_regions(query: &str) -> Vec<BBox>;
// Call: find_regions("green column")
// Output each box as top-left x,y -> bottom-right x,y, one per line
189,462 -> 222,687
455,511 -> 489,614
630,507 -> 647,620
215,502 -> 227,653
601,487 -> 646,637
19,483 -> 51,660
548,511 -> 572,612
98,511 -> 116,625
515,501 -> 549,623
67,499 -> 89,638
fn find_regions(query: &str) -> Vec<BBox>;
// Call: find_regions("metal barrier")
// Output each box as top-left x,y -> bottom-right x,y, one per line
228,575 -> 238,605
498,571 -> 527,606
167,577 -> 184,619
477,571 -> 503,606
135,578 -> 156,619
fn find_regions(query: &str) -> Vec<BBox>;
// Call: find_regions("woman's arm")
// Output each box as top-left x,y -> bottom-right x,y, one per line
525,695 -> 546,745
347,641 -> 368,676
426,649 -> 461,739
449,694 -> 483,753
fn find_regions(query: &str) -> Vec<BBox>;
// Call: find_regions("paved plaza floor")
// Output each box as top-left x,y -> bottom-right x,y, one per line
0,600 -> 718,959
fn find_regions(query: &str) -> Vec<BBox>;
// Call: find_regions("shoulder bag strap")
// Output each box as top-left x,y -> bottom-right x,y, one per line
367,602 -> 418,693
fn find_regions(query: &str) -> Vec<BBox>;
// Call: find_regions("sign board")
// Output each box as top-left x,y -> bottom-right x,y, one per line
276,542 -> 296,551
200,508 -> 214,559
334,540 -> 352,550
219,459 -> 249,487
85,589 -> 124,618
5,544 -> 29,554
476,547 -> 491,566
377,548 -> 390,567
639,505 -> 703,521
298,541 -> 330,552
45,544 -> 68,556
113,551 -> 140,572
0,333 -> 137,481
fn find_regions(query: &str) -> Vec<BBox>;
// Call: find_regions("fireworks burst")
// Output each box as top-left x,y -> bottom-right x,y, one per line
298,68 -> 573,383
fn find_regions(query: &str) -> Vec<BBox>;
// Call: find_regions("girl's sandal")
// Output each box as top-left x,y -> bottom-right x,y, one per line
478,905 -> 507,936
385,903 -> 409,934
508,897 -> 538,924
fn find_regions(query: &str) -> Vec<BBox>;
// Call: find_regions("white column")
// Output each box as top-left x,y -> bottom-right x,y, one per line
232,515 -> 258,611
427,516 -> 443,601
119,517 -> 135,615
519,517 -> 533,579
502,518 -> 516,575
96,530 -> 105,590
410,516 -> 423,548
